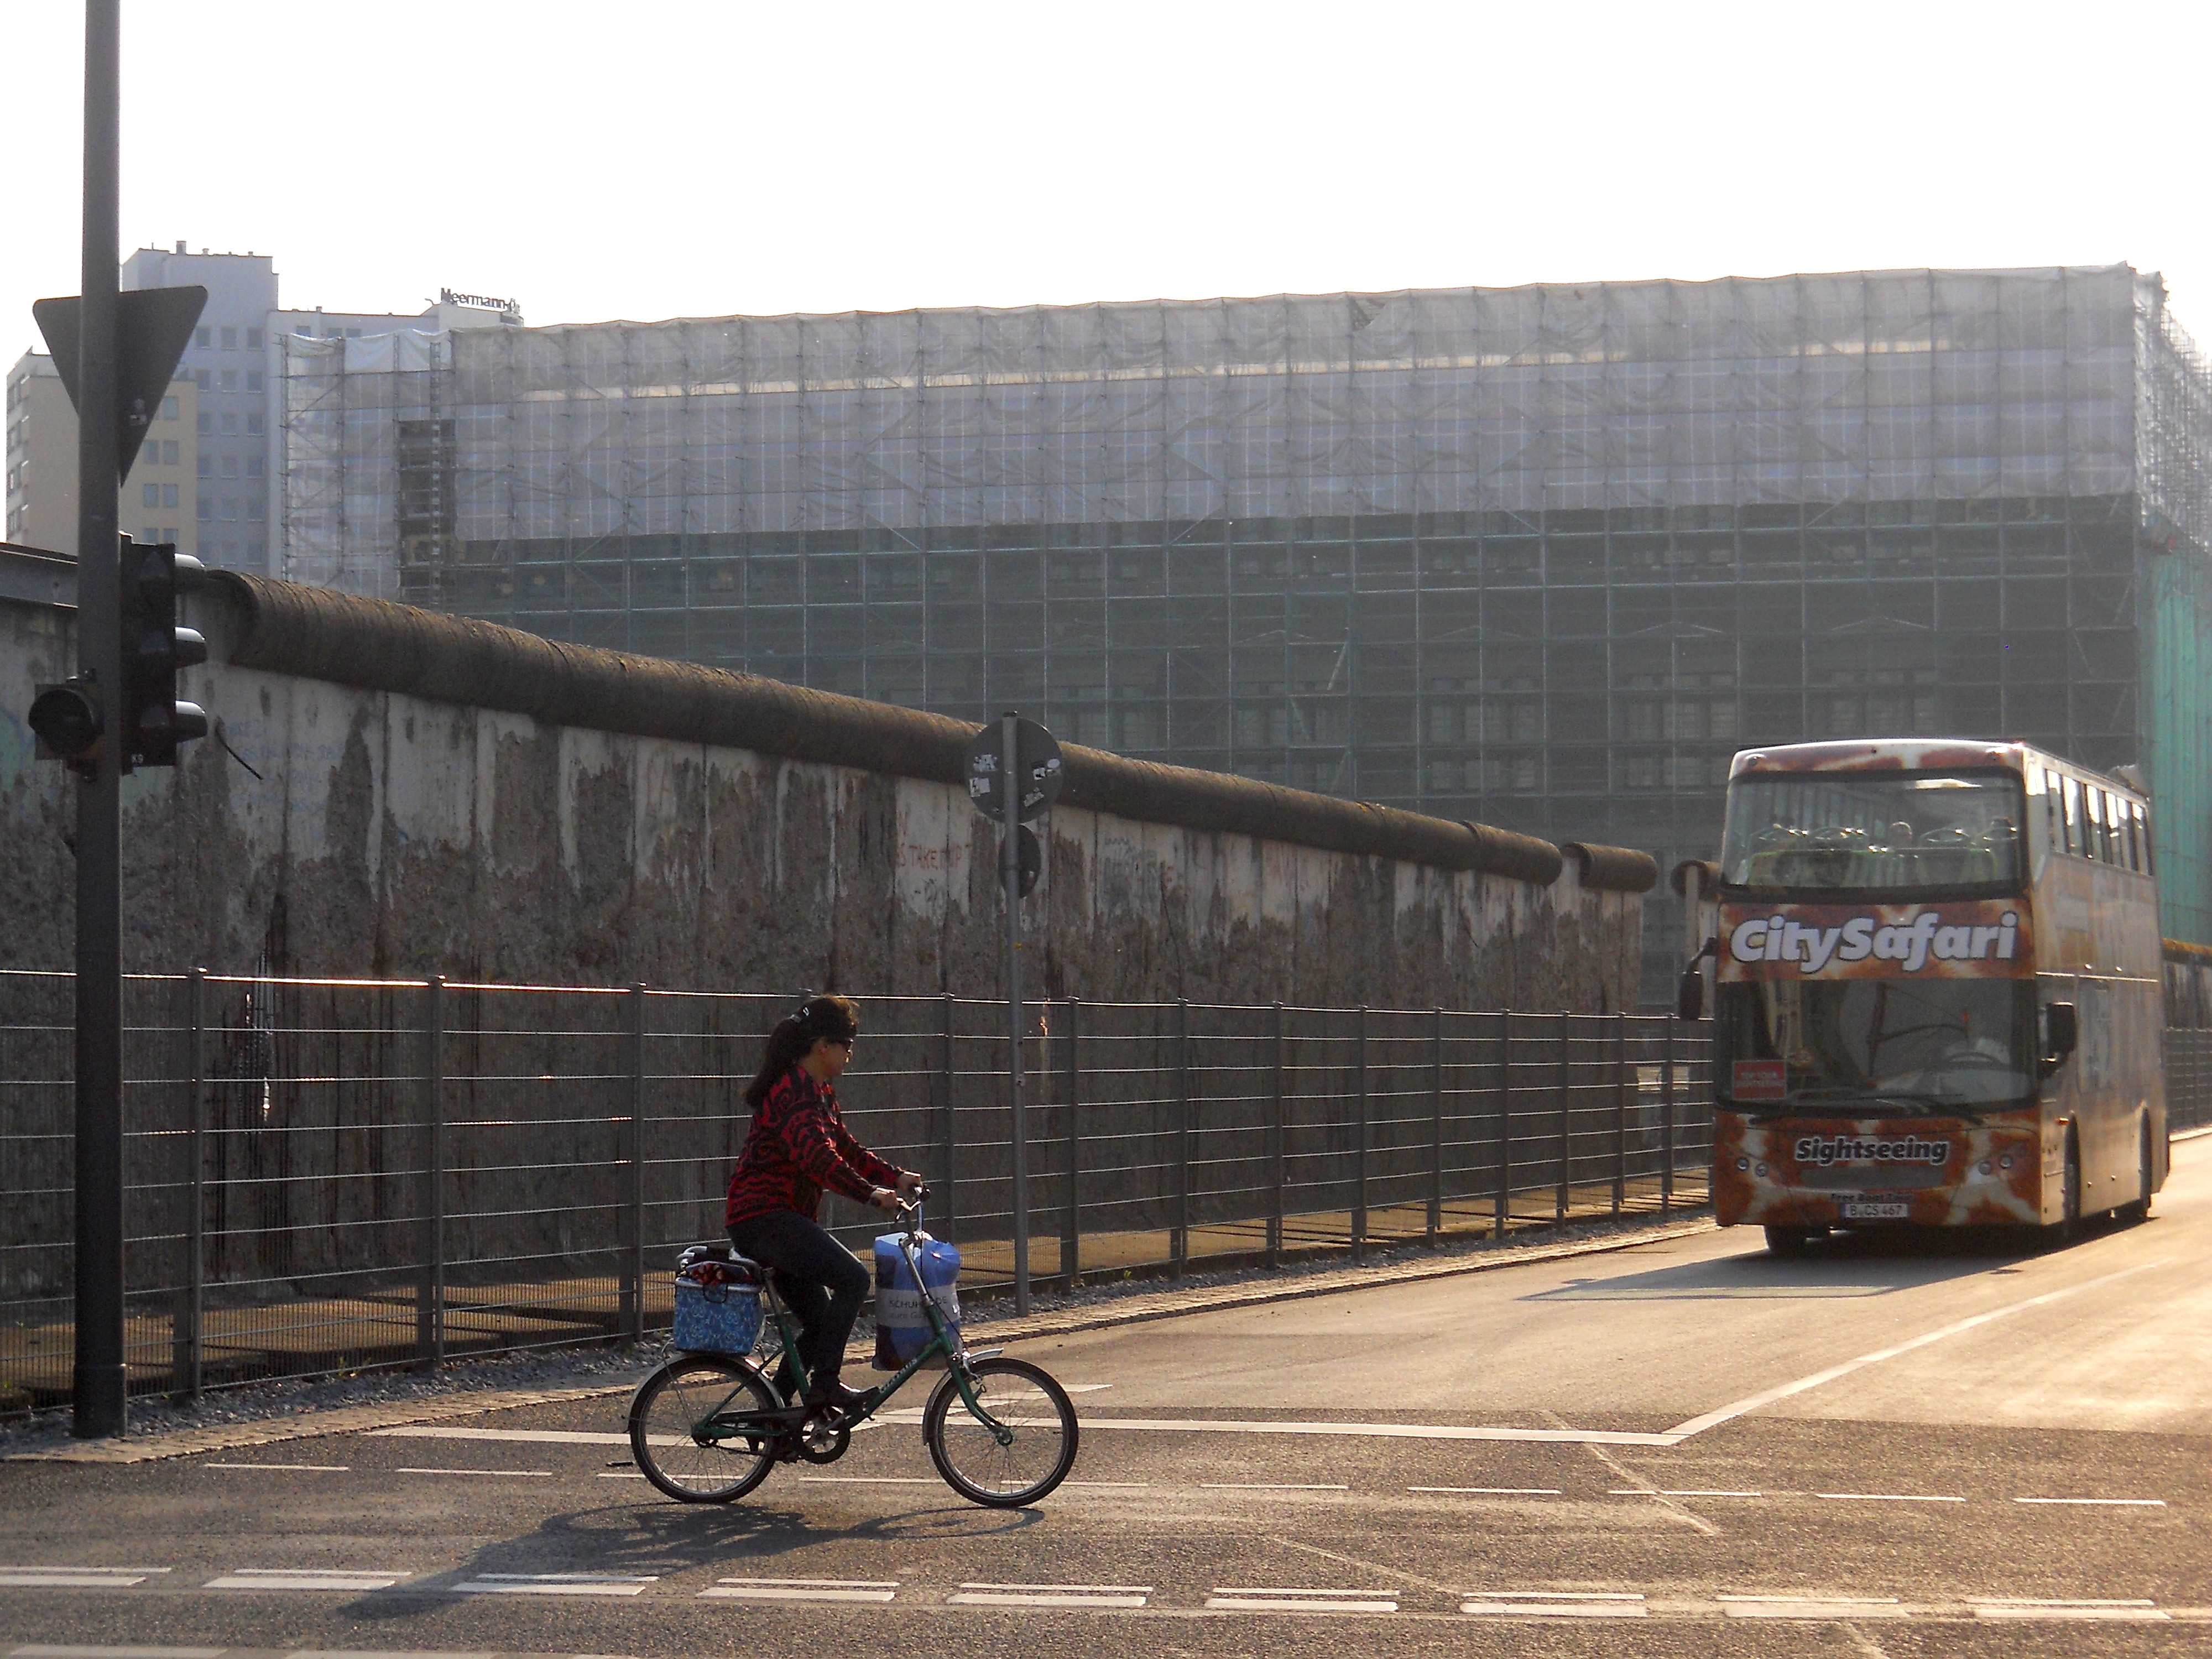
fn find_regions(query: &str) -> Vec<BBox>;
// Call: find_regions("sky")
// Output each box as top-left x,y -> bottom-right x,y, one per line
6,1 -> 2212,360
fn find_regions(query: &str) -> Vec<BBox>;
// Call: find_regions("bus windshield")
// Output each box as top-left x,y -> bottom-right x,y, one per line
1719,978 -> 2035,1109
1721,770 -> 2023,894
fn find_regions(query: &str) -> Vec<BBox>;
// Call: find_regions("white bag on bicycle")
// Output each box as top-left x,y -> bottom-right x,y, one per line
872,1232 -> 961,1369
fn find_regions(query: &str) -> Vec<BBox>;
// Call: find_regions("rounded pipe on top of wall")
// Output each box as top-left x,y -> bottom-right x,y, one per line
209,572 -> 1653,893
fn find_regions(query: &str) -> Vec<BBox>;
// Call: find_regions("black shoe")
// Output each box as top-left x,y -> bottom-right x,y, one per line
806,1378 -> 868,1412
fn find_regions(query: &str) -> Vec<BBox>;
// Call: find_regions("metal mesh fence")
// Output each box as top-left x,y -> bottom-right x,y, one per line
0,969 -> 1713,1408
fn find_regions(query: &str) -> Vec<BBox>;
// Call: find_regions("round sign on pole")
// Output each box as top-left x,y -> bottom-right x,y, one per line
1014,824 -> 1041,898
966,714 -> 1065,822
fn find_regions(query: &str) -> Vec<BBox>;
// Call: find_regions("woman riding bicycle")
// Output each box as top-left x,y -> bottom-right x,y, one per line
726,995 -> 922,1411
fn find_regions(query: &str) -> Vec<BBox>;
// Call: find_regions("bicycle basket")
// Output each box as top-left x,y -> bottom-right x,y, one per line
672,1271 -> 763,1355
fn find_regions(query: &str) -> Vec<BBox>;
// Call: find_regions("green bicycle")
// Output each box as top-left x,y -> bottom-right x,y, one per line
627,1201 -> 1079,1509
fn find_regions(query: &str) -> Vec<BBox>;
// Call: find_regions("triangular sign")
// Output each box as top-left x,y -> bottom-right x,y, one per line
33,285 -> 208,482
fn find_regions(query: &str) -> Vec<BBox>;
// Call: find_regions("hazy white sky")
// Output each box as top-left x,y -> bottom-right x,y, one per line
6,1 -> 2211,359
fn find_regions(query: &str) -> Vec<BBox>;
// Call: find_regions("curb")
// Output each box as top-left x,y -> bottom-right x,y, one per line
9,1211 -> 1718,1466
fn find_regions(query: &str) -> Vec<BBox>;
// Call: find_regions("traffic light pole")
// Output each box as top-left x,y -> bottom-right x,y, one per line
72,0 -> 128,1439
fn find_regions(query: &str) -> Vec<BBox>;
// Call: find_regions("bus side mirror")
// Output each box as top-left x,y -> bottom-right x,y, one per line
2043,1001 -> 2078,1071
1677,937 -> 1717,1022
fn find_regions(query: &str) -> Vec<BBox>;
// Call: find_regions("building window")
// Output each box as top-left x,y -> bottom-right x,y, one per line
197,413 -> 211,434
219,371 -> 236,391
221,499 -> 237,522
246,414 -> 264,435
246,455 -> 264,478
248,540 -> 265,561
142,525 -> 159,544
220,414 -> 238,435
325,328 -> 343,338
194,327 -> 210,348
160,396 -> 178,419
296,325 -> 313,337
163,483 -> 179,508
196,500 -> 210,521
345,327 -> 362,338
246,328 -> 263,349
220,456 -> 237,478
161,440 -> 178,465
220,327 -> 237,349
196,455 -> 211,478
143,483 -> 159,507
161,526 -> 176,544
193,371 -> 210,391
246,372 -> 263,393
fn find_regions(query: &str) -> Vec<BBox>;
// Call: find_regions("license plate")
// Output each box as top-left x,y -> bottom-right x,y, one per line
1842,1201 -> 1910,1220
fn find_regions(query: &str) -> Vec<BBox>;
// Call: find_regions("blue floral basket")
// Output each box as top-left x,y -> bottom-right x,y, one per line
672,1275 -> 763,1355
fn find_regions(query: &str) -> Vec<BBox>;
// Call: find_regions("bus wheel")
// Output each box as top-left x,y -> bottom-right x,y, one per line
1764,1225 -> 1820,1258
2116,1121 -> 2153,1226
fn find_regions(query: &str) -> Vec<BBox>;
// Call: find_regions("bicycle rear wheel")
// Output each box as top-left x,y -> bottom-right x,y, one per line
923,1357 -> 1078,1507
629,1356 -> 780,1503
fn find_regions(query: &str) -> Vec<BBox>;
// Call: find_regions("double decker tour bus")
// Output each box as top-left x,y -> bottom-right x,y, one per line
1692,739 -> 2169,1254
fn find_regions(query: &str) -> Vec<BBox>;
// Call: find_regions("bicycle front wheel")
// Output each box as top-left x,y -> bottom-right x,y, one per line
628,1356 -> 780,1503
923,1356 -> 1079,1507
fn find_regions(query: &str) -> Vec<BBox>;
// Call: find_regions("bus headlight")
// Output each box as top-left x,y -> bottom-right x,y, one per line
1978,1160 -> 1992,1176
1736,1156 -> 1750,1171
1754,1162 -> 1767,1177
2000,1155 -> 2014,1170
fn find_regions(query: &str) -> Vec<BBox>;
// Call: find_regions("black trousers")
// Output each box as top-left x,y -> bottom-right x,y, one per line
728,1209 -> 870,1392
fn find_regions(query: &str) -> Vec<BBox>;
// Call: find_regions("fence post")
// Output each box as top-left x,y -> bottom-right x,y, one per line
1172,998 -> 1190,1276
1428,1007 -> 1444,1245
622,983 -> 646,1345
1554,1010 -> 1572,1221
1062,997 -> 1081,1287
417,975 -> 446,1370
1267,1001 -> 1285,1269
1661,1013 -> 1676,1212
938,992 -> 956,1242
1612,1010 -> 1627,1215
171,968 -> 206,1399
1352,1006 -> 1369,1265
1493,1009 -> 1511,1240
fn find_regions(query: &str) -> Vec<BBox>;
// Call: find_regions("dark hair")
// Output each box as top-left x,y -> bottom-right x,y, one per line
743,995 -> 860,1109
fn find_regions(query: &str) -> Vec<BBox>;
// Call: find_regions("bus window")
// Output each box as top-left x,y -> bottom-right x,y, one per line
2138,801 -> 2155,874
2087,789 -> 2109,864
2103,792 -> 2122,864
2062,776 -> 2082,856
2042,769 -> 2063,859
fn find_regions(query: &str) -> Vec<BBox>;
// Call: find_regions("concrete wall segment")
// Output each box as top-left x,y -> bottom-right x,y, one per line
0,566 -> 1646,1010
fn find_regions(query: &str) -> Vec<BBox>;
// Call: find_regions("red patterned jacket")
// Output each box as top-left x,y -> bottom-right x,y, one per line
725,1065 -> 901,1227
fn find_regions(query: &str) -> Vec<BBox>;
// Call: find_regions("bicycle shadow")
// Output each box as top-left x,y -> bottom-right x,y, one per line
338,1493 -> 1043,1622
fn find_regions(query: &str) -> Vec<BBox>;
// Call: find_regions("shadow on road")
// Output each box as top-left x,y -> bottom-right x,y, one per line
336,1494 -> 1043,1620
1520,1224 -> 2058,1303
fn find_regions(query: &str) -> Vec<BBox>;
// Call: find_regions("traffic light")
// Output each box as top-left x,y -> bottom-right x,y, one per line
117,537 -> 208,769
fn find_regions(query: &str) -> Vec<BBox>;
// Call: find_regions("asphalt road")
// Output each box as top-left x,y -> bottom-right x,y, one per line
6,1135 -> 2210,1659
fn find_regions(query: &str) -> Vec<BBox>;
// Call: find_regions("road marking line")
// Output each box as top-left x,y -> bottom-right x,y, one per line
1063,1481 -> 1152,1489
1973,1598 -> 2157,1607
596,1471 -> 646,1479
204,1463 -> 350,1472
1077,1416 -> 1677,1446
1207,1587 -> 1397,1613
10,1648 -> 226,1658
950,1582 -> 1149,1608
1971,1600 -> 2169,1621
1663,1258 -> 2169,1440
453,1573 -> 658,1596
1609,1488 -> 1761,1497
2015,1496 -> 2166,1506
394,1467 -> 553,1478
0,1568 -> 168,1588
204,1568 -> 408,1591
1199,1482 -> 1348,1491
374,1426 -> 645,1446
1719,1594 -> 1903,1619
1816,1492 -> 1964,1503
1411,1486 -> 1562,1495
1463,1591 -> 1646,1618
704,1577 -> 898,1603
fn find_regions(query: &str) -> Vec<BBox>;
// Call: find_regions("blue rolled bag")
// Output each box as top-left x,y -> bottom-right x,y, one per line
872,1230 -> 962,1368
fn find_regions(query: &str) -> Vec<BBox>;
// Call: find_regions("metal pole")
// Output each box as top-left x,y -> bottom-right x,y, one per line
1493,1010 -> 1511,1240
71,0 -> 127,1442
1001,712 -> 1030,1316
1172,997 -> 1190,1276
1555,1011 -> 1572,1221
1352,1006 -> 1368,1265
171,970 -> 205,1399
623,983 -> 646,1345
1267,1001 -> 1285,1268
1661,1012 -> 1676,1213
1062,997 -> 1081,1287
938,992 -> 956,1240
1612,1010 -> 1627,1215
1428,1007 -> 1444,1245
417,976 -> 446,1369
